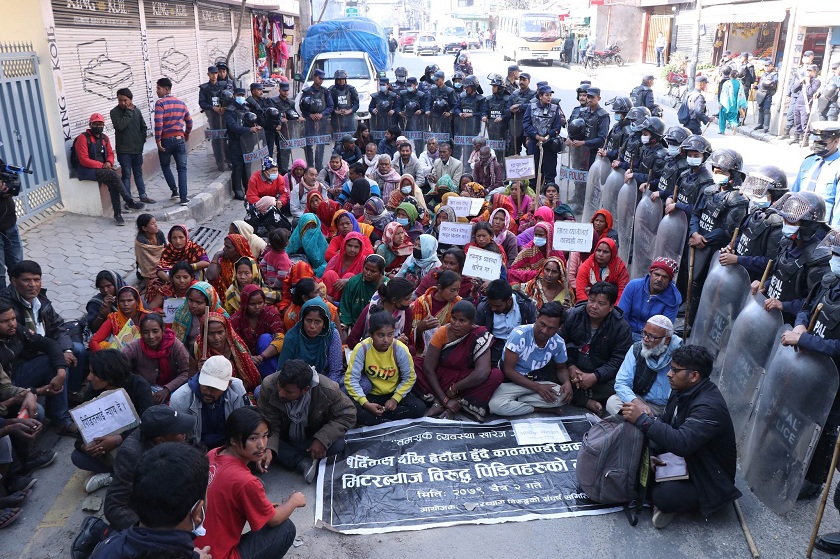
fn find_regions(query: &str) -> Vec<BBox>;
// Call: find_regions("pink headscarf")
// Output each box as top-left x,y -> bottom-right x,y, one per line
535,205 -> 554,223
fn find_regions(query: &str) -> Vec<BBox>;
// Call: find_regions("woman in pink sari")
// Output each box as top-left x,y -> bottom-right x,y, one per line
320,232 -> 373,301
507,222 -> 565,283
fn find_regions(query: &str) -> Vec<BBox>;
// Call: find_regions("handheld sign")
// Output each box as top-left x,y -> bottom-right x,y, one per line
505,155 -> 536,180
553,222 -> 594,252
448,197 -> 473,218
438,222 -> 473,245
463,247 -> 503,281
70,388 -> 141,445
163,297 -> 186,325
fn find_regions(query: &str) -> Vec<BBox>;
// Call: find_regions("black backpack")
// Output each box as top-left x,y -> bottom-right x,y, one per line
630,85 -> 645,108
677,94 -> 694,125
69,131 -> 97,169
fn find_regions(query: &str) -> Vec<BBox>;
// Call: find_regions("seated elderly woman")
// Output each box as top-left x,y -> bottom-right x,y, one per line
361,196 -> 392,240
414,300 -> 504,421
171,282 -> 227,354
244,156 -> 290,236
395,234 -> 440,288
321,232 -> 374,302
144,225 -> 209,306
84,270 -> 126,338
122,314 -> 190,405
230,284 -> 285,379
388,174 -> 427,213
206,233 -> 254,307
194,312 -> 262,395
89,286 -> 149,352
277,298 -> 343,383
515,256 -> 575,310
508,222 -> 565,284
367,154 -> 401,200
394,200 -> 425,242
286,213 -> 329,276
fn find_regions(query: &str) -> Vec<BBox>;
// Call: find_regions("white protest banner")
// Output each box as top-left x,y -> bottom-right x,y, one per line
163,297 -> 186,324
438,222 -> 473,245
505,155 -> 535,180
553,222 -> 594,252
447,197 -> 474,218
463,247 -> 502,281
70,388 -> 141,445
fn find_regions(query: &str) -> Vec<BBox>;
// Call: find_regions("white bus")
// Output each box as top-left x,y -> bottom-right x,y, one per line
496,10 -> 566,66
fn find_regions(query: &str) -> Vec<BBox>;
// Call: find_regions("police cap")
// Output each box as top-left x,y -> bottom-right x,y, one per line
279,81 -> 290,90
508,64 -> 520,73
233,88 -> 247,95
208,65 -> 218,73
379,77 -> 390,84
803,50 -> 814,57
313,69 -> 326,78
811,121 -> 840,138
537,85 -> 553,95
519,72 -> 530,80
407,76 -> 418,84
433,70 -> 445,79
250,82 -> 262,90
586,87 -> 601,97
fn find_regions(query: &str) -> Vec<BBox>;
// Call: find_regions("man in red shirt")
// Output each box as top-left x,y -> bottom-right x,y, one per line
72,113 -> 144,225
245,156 -> 291,235
196,407 -> 304,559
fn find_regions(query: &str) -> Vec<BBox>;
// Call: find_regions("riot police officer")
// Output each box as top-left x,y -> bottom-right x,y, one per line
426,70 -> 457,144
598,95 -> 633,164
504,64 -> 520,95
687,148 -> 749,324
419,64 -> 439,93
198,65 -> 228,171
300,68 -> 334,168
615,106 -> 651,170
653,125 -> 690,200
755,191 -> 831,323
392,66 -> 409,96
446,71 -> 465,93
246,82 -> 278,161
719,165 -> 788,281
506,72 -> 534,156
624,116 -> 667,191
577,87 -> 609,168
524,84 -> 564,185
630,75 -> 657,114
452,75 -> 487,161
216,61 -> 235,91
569,84 -> 590,122
225,88 -> 261,200
399,76 -> 427,154
755,59 -> 778,131
369,76 -> 399,142
274,81 -> 303,174
821,62 -> 840,122
486,74 -> 510,162
329,69 -> 360,144
792,121 -> 840,228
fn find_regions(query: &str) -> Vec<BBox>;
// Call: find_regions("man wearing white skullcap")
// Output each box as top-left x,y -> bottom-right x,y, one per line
605,314 -> 682,416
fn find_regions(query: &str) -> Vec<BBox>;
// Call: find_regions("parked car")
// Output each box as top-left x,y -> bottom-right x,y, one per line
414,34 -> 440,56
398,30 -> 420,52
438,26 -> 480,53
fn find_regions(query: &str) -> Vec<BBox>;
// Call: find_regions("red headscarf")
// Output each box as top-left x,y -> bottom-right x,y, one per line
308,190 -> 340,236
592,209 -> 614,241
575,237 -> 630,302
195,312 -> 262,392
324,231 -> 373,277
212,234 -> 253,306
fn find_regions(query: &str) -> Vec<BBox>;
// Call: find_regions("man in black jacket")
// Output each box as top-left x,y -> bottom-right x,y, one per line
475,279 -> 536,365
622,344 -> 741,529
110,88 -> 154,204
198,65 -> 229,171
561,282 -> 633,415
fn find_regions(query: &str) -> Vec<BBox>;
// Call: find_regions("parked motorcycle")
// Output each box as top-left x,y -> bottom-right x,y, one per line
587,44 -> 624,68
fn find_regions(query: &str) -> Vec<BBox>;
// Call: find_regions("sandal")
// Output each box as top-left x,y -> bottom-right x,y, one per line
0,507 -> 22,529
0,489 -> 32,508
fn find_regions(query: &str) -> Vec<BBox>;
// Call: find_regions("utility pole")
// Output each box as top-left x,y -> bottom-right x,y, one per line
300,0 -> 313,36
686,0 -> 702,91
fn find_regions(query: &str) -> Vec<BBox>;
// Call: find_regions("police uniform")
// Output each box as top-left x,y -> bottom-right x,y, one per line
580,88 -> 609,168
755,67 -> 778,131
452,88 -> 487,161
300,73 -> 334,168
630,81 -> 655,112
198,66 -> 228,171
224,89 -> 254,199
604,117 -> 630,162
328,80 -> 360,140
246,83 -> 278,163
823,66 -> 840,122
523,86 -> 564,184
506,80 -> 535,155
629,140 -> 668,191
273,82 -> 298,174
398,78 -> 428,154
792,122 -> 840,228
368,79 -> 399,142
731,207 -> 784,281
656,151 -> 688,200
486,87 -> 510,162
425,75 -> 458,143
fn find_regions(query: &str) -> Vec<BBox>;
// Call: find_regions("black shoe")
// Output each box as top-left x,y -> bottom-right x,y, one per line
20,450 -> 56,476
72,515 -> 110,559
114,215 -> 125,226
139,196 -> 156,204
233,189 -> 245,200
124,199 -> 145,210
179,198 -> 190,206
815,534 -> 840,556
170,191 -> 179,200
753,126 -> 764,131
6,474 -> 37,493
798,480 -> 822,500
55,421 -> 79,437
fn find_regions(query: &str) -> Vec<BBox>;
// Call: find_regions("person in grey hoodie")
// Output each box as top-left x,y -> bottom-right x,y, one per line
110,88 -> 154,203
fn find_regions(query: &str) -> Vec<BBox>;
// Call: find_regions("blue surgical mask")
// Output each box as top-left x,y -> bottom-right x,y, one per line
713,173 -> 730,186
409,86 -> 417,93
380,86 -> 388,93
235,96 -> 245,105
268,172 -> 279,181
667,145 -> 681,156
534,236 -> 547,247
613,114 -> 622,122
831,255 -> 840,276
401,185 -> 413,195
752,199 -> 770,209
686,156 -> 703,167
782,223 -> 800,238
396,217 -> 409,226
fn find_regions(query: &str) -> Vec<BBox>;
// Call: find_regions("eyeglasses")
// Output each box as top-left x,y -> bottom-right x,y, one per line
669,366 -> 694,374
641,331 -> 665,341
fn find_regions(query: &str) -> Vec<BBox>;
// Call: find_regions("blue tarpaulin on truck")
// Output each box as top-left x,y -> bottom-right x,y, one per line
301,17 -> 388,76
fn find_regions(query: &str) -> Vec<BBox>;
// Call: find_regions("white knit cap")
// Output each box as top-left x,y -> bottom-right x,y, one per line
646,315 -> 674,335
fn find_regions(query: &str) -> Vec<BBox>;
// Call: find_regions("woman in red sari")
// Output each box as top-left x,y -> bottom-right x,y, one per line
89,286 -> 149,352
508,222 -> 565,284
575,237 -> 629,302
145,225 -> 209,303
229,284 -> 285,379
321,232 -> 373,302
307,190 -> 340,237
206,233 -> 253,306
414,300 -> 503,421
194,312 -> 262,394
325,209 -> 373,261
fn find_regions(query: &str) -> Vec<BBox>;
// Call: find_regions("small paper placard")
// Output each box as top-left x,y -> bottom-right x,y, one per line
447,197 -> 473,218
438,222 -> 473,245
511,419 -> 571,446
505,155 -> 536,180
70,388 -> 141,445
163,297 -> 186,324
553,222 -> 594,252
463,247 -> 502,281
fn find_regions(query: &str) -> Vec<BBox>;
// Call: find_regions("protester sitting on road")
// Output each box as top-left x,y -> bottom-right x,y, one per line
0,362 -> 52,480
515,256 -> 574,311
368,154 -> 402,200
575,238 -> 630,303
84,270 -> 127,338
338,254 -> 386,336
376,221 -> 414,274
337,167 -> 381,210
285,159 -> 308,219
88,286 -> 149,352
411,270 -> 463,355
415,248 -> 474,299
281,275 -> 339,332
476,279 -> 537,365
427,142 -> 464,190
473,146 -> 503,191
335,135 -> 363,166
245,156 -> 290,236
509,222 -> 564,284
621,344 -> 741,529
133,214 -> 166,288
229,284 -> 285,379
278,298 -> 343,383
286,213 -> 329,276
260,229 -> 292,290
223,256 -> 280,315
606,315 -> 681,416
170,356 -> 248,450
322,233 -> 374,303
345,310 -> 425,426
197,407 -> 304,558
562,282 -> 633,415
416,300 -> 504,421
0,411 -> 48,529
488,302 -> 573,416
145,260 -> 197,313
393,142 -> 426,190
144,226 -> 208,308
347,278 -> 415,348
207,233 -> 255,307
259,359 -> 355,483
488,208 -> 519,266
121,314 -> 190,404
324,209 -> 362,260
396,234 -> 440,288
376,125 -> 401,157
88,442 -> 208,559
618,257 -> 682,341
194,313 -> 262,395
0,303 -> 75,436
72,350 -> 153,492
171,282 -> 226,353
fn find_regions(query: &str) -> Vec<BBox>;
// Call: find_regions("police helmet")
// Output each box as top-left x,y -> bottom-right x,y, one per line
641,116 -> 666,138
286,108 -> 300,120
463,75 -> 478,88
488,73 -> 504,87
707,148 -> 744,175
776,191 -> 826,224
679,134 -> 712,156
395,67 -> 408,79
663,126 -> 691,146
262,156 -> 278,171
433,97 -> 449,111
243,112 -> 259,127
453,72 -> 465,82
219,90 -> 234,106
425,64 -> 439,75
265,107 -> 280,121
607,96 -> 633,114
334,69 -> 348,80
458,54 -> 467,63
568,118 -> 587,141
626,107 -> 652,132
742,165 -> 789,201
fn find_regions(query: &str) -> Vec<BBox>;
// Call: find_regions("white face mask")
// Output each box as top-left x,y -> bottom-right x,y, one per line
400,185 -> 412,195
640,135 -> 651,145
667,145 -> 681,156
268,172 -> 278,181
752,198 -> 770,209
534,236 -> 547,247
781,222 -> 800,238
191,502 -> 206,538
713,173 -> 730,186
686,156 -> 703,167
831,255 -> 840,275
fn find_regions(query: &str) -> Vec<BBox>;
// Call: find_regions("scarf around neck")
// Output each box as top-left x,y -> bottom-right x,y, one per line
284,366 -> 320,443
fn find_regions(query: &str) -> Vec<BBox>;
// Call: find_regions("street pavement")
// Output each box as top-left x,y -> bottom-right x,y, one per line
4,49 -> 836,559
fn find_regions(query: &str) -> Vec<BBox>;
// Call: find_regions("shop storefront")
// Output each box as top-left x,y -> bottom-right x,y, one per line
700,1 -> 788,65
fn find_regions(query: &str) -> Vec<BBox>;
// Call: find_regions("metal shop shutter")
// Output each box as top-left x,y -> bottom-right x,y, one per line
231,7 -> 255,88
197,2 -> 233,80
50,0 -> 152,140
143,0 -> 203,117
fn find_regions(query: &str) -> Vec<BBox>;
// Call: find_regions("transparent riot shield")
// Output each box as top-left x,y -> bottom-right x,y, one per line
426,114 -> 452,144
241,128 -> 269,176
560,145 -> 589,217
716,291 -> 784,441
630,190 -> 663,279
653,210 -> 688,263
740,335 -> 840,515
581,155 -> 610,223
204,110 -> 228,169
277,118 -> 306,152
687,254 -> 751,366
453,113 -> 481,162
331,112 -> 357,143
370,108 -> 392,142
599,168 -> 625,222
405,110 -> 427,155
305,118 -> 332,168
616,178 -> 637,263
486,117 -> 507,163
